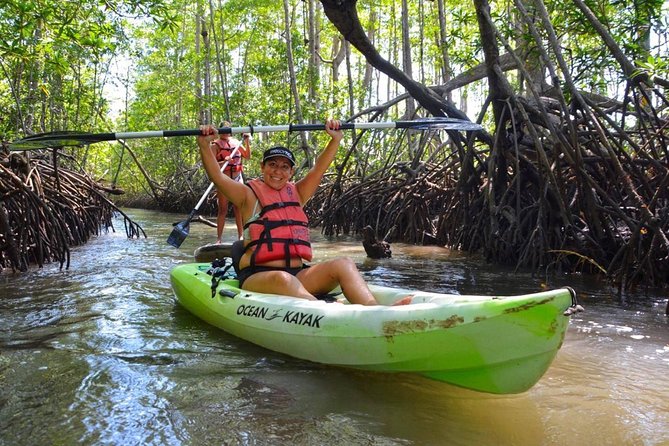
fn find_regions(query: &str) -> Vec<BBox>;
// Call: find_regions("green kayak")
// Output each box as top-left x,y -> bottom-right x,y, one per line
170,262 -> 579,394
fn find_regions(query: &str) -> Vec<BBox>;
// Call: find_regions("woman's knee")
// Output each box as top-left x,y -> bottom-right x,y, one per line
327,257 -> 368,291
329,257 -> 359,275
266,271 -> 298,287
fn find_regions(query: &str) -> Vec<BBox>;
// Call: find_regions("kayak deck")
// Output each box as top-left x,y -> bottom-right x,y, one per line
170,262 -> 577,394
193,243 -> 234,263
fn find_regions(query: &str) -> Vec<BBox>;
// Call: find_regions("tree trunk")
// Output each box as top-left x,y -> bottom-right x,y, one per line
195,0 -> 204,124
401,0 -> 415,118
436,0 -> 452,102
361,6 -> 376,102
307,0 -> 320,116
344,41 -> 356,117
210,0 -> 231,121
331,35 -> 345,84
202,13 -> 212,125
283,0 -> 309,154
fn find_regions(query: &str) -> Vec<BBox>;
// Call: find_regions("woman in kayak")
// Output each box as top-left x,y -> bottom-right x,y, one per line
197,119 -> 411,306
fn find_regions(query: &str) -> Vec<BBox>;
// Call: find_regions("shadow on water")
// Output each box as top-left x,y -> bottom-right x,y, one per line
0,208 -> 667,445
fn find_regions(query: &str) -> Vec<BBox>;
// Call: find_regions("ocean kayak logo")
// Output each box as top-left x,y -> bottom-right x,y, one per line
236,304 -> 324,328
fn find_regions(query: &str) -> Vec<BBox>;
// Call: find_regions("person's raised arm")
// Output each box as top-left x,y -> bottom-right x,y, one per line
296,119 -> 343,203
198,125 -> 249,208
239,133 -> 252,159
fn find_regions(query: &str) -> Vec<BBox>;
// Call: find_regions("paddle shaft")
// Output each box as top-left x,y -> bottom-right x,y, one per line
97,122 -> 405,142
192,146 -> 241,213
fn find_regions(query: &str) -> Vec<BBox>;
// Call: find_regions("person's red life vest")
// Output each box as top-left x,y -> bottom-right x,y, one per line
244,179 -> 312,266
212,138 -> 242,174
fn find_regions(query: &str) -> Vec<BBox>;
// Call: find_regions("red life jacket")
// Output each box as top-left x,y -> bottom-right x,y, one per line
244,179 -> 312,266
212,138 -> 242,174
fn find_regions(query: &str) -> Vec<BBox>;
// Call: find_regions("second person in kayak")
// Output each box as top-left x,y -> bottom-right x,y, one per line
197,119 -> 410,305
210,121 -> 251,242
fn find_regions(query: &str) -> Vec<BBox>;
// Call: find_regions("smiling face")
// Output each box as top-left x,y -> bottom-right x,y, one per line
261,157 -> 295,189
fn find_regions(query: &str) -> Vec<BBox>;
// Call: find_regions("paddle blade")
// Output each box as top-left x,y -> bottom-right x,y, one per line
395,117 -> 483,131
167,220 -> 190,248
9,131 -> 116,150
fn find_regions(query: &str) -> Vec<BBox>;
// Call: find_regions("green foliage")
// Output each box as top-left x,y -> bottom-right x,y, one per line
0,0 -> 176,142
2,0 -> 666,200
635,54 -> 669,79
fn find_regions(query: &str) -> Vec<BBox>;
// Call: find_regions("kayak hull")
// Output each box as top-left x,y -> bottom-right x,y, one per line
170,263 -> 573,394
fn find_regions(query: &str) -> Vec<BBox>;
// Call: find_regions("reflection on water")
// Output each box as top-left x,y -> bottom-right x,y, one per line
0,208 -> 667,445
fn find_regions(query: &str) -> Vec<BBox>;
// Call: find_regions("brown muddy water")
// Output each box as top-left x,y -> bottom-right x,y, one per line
1,208 -> 667,445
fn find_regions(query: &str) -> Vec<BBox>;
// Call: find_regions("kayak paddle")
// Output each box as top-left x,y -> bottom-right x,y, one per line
9,118 -> 483,248
9,118 -> 482,150
167,147 -> 241,248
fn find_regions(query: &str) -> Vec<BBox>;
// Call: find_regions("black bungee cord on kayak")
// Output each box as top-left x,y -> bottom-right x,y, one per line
207,258 -> 236,298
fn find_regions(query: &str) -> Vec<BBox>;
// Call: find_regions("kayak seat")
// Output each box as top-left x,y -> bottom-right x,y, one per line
314,293 -> 339,303
231,240 -> 244,275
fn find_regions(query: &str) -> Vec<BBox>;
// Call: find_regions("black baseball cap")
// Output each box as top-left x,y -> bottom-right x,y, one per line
262,146 -> 296,166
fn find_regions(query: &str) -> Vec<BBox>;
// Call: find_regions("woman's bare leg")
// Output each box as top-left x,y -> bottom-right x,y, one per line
297,258 -> 378,305
232,205 -> 243,239
242,270 -> 318,300
242,259 -> 412,305
216,194 -> 229,243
